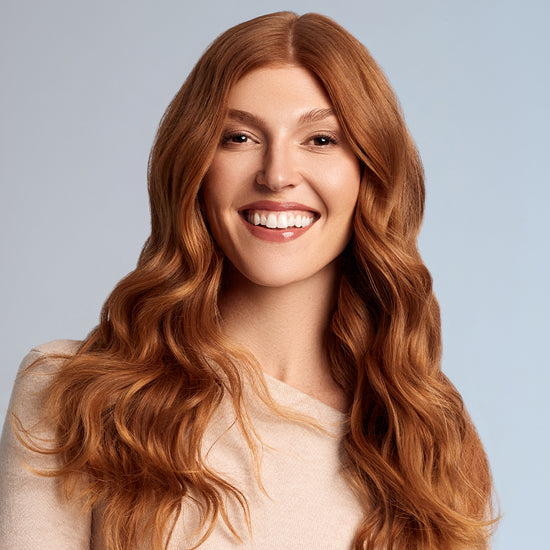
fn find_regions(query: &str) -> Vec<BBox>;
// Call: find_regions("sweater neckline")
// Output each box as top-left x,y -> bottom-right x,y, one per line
261,371 -> 349,428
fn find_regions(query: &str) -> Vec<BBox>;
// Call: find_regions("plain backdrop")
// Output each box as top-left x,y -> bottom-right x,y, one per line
1,0 -> 548,547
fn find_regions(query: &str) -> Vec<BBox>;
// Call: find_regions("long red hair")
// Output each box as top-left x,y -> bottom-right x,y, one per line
18,11 -> 496,549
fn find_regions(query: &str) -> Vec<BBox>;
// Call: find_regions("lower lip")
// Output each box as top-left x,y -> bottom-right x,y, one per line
240,216 -> 315,242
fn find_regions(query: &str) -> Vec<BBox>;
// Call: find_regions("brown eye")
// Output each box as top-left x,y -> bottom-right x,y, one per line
222,133 -> 249,144
310,134 -> 337,146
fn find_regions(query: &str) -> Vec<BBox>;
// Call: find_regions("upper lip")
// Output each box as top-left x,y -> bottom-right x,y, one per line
238,200 -> 319,215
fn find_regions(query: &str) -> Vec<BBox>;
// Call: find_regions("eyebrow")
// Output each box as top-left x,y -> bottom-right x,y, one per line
227,108 -> 337,127
298,108 -> 336,125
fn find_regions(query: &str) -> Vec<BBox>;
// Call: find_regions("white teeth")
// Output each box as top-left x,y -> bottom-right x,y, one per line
277,213 -> 288,229
245,210 -> 315,229
266,213 -> 278,228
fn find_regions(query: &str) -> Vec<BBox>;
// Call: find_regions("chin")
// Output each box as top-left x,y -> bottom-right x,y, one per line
228,259 -> 338,290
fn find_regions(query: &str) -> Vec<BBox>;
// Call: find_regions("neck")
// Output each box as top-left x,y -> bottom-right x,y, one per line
218,261 -> 348,412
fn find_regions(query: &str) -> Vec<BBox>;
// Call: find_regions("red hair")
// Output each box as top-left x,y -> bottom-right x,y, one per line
17,11 -> 497,549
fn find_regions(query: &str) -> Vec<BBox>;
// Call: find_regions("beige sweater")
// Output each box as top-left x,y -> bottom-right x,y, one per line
0,340 -> 364,549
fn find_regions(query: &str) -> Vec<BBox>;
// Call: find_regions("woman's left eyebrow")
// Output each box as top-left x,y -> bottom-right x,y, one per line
298,108 -> 336,125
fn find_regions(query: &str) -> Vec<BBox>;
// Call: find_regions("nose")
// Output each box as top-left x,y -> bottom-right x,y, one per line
256,142 -> 301,191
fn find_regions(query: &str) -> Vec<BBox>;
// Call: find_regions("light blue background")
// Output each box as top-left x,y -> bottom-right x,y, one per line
1,1 -> 548,547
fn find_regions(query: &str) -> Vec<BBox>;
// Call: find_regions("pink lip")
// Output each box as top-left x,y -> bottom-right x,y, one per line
238,200 -> 319,214
238,201 -> 318,243
240,217 -> 315,242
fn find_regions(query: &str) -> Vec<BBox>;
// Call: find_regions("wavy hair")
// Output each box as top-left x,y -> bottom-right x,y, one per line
18,11 -> 496,550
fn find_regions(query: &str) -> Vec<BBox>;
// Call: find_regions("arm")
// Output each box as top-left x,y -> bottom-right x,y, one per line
0,344 -> 92,549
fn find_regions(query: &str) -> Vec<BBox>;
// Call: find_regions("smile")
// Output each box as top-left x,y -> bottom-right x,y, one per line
238,201 -> 319,242
243,209 -> 316,229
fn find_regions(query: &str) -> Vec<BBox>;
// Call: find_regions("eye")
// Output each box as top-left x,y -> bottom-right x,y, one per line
309,134 -> 338,147
221,133 -> 251,145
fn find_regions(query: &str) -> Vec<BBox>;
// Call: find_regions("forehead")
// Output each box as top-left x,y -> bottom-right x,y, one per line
226,64 -> 333,114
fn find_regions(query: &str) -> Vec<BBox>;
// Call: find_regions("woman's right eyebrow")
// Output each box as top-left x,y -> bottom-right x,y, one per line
227,109 -> 264,127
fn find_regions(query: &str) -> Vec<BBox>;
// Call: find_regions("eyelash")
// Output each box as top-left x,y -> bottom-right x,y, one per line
220,132 -> 339,147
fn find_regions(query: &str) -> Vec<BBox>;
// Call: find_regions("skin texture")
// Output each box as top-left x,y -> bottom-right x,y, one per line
201,65 -> 361,410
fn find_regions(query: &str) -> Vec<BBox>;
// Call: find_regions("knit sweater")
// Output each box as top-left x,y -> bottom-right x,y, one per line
0,340 -> 364,549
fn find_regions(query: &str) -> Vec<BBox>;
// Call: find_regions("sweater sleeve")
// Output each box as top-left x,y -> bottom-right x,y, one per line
0,344 -> 91,549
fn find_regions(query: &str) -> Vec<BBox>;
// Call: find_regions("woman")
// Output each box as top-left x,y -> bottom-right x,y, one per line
0,11 -> 497,550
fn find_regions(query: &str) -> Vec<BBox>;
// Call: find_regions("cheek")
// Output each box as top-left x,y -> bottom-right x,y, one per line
201,162 -> 223,206
201,155 -> 254,211
200,180 -> 226,244
201,162 -> 232,220
200,182 -> 217,227
326,160 -> 361,217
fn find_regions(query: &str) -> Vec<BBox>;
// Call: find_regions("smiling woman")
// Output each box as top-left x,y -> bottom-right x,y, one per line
0,11 -> 497,550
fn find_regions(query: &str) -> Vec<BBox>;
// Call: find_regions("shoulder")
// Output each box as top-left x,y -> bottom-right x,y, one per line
0,339 -> 93,547
2,339 -> 83,467
27,338 -> 82,362
10,339 -> 82,416
1,341 -> 81,475
18,339 -> 82,374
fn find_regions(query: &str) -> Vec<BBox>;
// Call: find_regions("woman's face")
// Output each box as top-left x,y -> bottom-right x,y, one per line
201,64 -> 361,288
